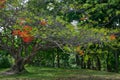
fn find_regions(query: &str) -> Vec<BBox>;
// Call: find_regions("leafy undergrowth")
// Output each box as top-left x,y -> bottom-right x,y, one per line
0,66 -> 120,80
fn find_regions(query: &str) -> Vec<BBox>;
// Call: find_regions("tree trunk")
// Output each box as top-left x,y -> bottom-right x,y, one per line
75,54 -> 80,66
106,53 -> 112,72
12,58 -> 26,73
87,58 -> 91,69
57,52 -> 60,68
96,56 -> 101,71
83,62 -> 86,69
114,52 -> 119,73
1,57 -> 27,75
52,52 -> 55,67
0,43 -> 41,75
81,56 -> 84,69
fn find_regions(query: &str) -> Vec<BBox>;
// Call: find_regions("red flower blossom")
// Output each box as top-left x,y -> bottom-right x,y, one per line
19,31 -> 29,38
0,0 -> 6,8
40,19 -> 47,26
12,25 -> 34,43
23,25 -> 32,32
110,34 -> 116,40
12,29 -> 21,36
22,36 -> 34,43
79,50 -> 84,56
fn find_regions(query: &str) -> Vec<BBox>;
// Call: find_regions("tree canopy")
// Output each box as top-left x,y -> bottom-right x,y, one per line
0,0 -> 120,75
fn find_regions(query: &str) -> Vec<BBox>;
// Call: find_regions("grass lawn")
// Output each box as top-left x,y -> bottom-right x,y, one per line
0,66 -> 120,80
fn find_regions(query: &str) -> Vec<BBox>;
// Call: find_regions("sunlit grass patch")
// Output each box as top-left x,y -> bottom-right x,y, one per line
0,66 -> 120,80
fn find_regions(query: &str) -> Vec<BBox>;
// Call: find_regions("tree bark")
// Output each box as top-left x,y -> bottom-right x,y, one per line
106,53 -> 112,72
12,58 -> 26,72
114,52 -> 119,73
81,56 -> 84,69
52,52 -> 55,67
96,56 -> 101,71
1,57 -> 27,75
75,54 -> 80,66
87,58 -> 91,69
57,52 -> 60,68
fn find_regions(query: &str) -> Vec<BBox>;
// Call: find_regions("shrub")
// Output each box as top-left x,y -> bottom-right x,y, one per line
0,55 -> 11,68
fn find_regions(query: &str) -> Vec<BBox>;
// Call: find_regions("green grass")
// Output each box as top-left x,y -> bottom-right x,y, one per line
0,66 -> 120,80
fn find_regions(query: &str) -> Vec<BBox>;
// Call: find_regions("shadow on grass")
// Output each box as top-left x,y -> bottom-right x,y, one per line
0,67 -> 120,80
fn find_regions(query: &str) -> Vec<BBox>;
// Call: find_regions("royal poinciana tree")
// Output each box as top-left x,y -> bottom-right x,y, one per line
0,0 -> 69,74
0,0 -> 77,74
0,0 -> 110,74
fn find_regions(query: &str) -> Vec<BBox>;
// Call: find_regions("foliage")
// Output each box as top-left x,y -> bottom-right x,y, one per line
0,50 -> 11,68
0,0 -> 120,74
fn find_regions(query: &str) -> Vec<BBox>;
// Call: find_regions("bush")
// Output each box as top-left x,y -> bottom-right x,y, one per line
0,55 -> 11,68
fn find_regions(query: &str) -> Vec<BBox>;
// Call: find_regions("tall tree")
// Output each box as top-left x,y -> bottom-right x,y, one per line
0,0 -> 111,75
